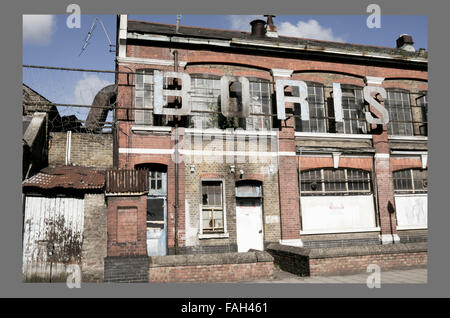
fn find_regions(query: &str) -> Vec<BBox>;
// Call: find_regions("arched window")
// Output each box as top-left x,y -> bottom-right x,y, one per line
393,168 -> 427,194
300,168 -> 371,196
384,89 -> 413,136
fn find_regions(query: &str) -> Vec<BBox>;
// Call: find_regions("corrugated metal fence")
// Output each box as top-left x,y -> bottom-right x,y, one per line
22,196 -> 84,282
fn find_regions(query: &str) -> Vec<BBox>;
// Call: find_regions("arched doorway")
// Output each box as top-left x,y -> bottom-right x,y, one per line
136,163 -> 167,256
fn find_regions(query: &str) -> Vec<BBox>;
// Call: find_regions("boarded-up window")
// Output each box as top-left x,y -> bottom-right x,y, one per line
117,207 -> 137,243
235,180 -> 262,197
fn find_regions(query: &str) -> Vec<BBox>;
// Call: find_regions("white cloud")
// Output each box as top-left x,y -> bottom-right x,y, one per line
23,15 -> 56,45
226,16 -> 344,42
227,15 -> 265,31
277,19 -> 344,42
74,74 -> 112,106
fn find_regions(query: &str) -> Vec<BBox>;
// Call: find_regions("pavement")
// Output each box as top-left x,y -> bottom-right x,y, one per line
253,267 -> 427,284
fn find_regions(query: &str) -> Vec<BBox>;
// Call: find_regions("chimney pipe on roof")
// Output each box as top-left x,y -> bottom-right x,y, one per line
396,34 -> 415,52
264,15 -> 278,38
250,19 -> 266,38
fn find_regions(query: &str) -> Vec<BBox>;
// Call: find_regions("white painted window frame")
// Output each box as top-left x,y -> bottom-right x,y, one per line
198,178 -> 229,239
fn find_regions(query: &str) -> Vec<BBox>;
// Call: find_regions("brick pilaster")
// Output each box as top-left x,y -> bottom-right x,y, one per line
273,70 -> 302,246
366,76 -> 399,244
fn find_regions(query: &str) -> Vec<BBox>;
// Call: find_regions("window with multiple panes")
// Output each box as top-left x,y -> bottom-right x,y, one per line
295,82 -> 327,133
201,181 -> 224,233
239,79 -> 272,130
341,86 -> 366,134
189,75 -> 221,129
135,69 -> 168,126
135,165 -> 167,229
393,169 -> 427,194
416,92 -> 428,136
384,89 -> 413,136
300,168 -> 372,196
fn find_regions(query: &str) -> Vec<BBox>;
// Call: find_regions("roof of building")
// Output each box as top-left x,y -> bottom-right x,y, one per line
22,166 -> 105,190
127,20 -> 428,61
23,84 -> 57,115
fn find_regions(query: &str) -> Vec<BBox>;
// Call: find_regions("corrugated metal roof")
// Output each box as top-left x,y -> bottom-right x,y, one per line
127,20 -> 428,60
22,166 -> 105,190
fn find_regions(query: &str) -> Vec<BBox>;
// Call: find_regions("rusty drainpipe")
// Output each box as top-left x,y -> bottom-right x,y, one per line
173,50 -> 179,254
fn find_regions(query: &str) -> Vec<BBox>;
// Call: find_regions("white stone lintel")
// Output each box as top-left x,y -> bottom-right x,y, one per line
271,69 -> 293,78
380,234 -> 401,245
279,239 -> 304,248
365,76 -> 385,86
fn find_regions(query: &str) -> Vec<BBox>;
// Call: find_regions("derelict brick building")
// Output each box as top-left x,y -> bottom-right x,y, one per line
105,15 -> 428,280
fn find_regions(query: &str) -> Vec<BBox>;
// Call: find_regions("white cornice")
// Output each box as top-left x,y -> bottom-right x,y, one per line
271,68 -> 293,78
365,76 -> 385,85
117,56 -> 187,67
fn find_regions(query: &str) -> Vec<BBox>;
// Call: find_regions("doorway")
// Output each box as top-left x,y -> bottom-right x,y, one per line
235,181 -> 264,252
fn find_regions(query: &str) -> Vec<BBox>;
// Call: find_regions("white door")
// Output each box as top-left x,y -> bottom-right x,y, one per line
236,198 -> 264,252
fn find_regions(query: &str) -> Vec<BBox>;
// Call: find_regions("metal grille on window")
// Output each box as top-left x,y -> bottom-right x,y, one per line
385,89 -> 414,136
393,168 -> 427,194
135,69 -> 168,126
300,168 -> 371,196
295,83 -> 326,133
201,181 -> 224,233
189,75 -> 221,129
341,86 -> 366,134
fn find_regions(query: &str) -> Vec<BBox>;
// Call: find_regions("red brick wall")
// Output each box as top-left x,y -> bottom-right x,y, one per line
116,123 -> 186,251
309,252 -> 427,276
117,207 -> 138,243
116,37 -> 427,248
107,196 -> 147,256
126,45 -> 427,81
299,157 -> 373,171
148,262 -> 273,283
277,109 -> 301,241
391,157 -> 424,171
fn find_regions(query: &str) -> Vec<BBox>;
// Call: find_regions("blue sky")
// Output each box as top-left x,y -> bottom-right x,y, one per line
22,14 -> 428,120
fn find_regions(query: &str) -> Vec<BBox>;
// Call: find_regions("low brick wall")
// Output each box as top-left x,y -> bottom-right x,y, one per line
267,243 -> 427,277
104,255 -> 149,283
148,250 -> 274,283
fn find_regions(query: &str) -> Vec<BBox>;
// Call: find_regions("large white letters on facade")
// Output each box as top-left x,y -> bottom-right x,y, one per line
150,71 -> 390,126
363,86 -> 389,125
220,76 -> 250,118
153,70 -> 192,115
332,83 -> 344,122
275,80 -> 309,120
